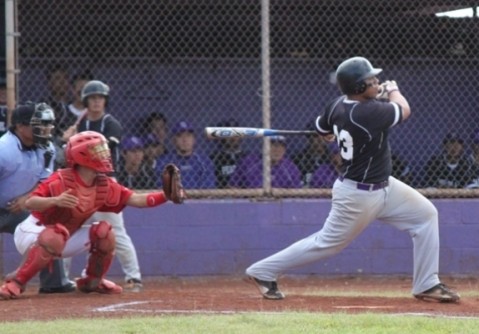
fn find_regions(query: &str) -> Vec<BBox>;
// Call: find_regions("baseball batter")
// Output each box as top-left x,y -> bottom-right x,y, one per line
246,56 -> 460,303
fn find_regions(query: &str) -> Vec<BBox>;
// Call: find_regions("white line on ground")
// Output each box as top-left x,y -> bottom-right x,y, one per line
92,301 -> 479,319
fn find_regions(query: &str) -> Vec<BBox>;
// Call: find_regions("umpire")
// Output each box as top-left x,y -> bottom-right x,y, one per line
0,102 -> 75,293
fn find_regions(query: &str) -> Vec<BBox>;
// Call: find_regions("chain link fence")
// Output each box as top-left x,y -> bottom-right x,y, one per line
8,0 -> 479,197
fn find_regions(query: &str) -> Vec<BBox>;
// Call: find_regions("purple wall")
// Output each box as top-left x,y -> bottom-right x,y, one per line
2,199 -> 479,278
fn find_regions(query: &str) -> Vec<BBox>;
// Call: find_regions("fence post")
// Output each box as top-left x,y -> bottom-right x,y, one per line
261,0 -> 271,196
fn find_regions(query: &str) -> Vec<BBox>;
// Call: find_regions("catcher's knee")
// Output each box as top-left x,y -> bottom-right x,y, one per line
37,224 -> 69,257
89,220 -> 115,254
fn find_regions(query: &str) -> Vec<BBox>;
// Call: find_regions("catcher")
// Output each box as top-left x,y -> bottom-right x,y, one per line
0,131 -> 185,299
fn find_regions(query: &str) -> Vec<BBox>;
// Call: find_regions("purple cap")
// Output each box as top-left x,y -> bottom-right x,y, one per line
172,121 -> 194,135
121,136 -> 144,151
471,129 -> 479,144
143,133 -> 162,146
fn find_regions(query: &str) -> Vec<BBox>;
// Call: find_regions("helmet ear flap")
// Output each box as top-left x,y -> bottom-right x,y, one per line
355,81 -> 367,94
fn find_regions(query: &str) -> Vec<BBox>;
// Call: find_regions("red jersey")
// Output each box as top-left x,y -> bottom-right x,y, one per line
31,168 -> 134,234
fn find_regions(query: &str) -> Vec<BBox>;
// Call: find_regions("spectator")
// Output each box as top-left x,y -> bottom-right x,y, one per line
43,64 -> 71,125
52,71 -> 94,169
142,133 -> 166,171
62,80 -> 144,292
0,76 -> 7,137
229,136 -> 301,188
210,119 -> 248,188
117,135 -> 157,189
142,112 -> 168,156
466,129 -> 479,188
310,144 -> 341,188
293,121 -> 329,187
391,153 -> 414,186
66,71 -> 94,120
423,132 -> 474,188
156,121 -> 216,189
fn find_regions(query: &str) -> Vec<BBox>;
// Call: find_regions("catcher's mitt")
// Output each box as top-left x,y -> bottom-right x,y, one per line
162,163 -> 186,204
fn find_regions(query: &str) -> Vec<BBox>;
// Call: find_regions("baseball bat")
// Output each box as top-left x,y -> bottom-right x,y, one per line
205,127 -> 316,139
73,109 -> 88,127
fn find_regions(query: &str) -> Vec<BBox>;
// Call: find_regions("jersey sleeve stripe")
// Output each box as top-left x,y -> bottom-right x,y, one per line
389,102 -> 402,126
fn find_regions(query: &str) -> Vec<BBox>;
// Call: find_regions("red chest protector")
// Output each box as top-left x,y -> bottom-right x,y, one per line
44,169 -> 121,234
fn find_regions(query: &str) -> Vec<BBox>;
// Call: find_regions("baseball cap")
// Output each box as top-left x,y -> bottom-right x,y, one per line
471,129 -> 479,144
270,135 -> 287,145
442,132 -> 464,145
172,121 -> 194,135
11,102 -> 36,126
120,135 -> 144,151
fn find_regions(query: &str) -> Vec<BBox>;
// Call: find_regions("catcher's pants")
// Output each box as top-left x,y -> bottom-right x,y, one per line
246,176 -> 440,295
3,210 -> 72,289
86,211 -> 141,282
15,215 -> 90,258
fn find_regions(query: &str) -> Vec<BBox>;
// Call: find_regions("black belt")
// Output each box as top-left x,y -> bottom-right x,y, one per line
339,176 -> 389,191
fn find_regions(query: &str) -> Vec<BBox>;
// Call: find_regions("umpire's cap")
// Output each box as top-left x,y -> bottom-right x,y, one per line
336,57 -> 382,95
11,102 -> 36,126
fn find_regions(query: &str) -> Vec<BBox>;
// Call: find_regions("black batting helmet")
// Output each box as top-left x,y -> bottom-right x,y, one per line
81,80 -> 109,107
336,57 -> 382,95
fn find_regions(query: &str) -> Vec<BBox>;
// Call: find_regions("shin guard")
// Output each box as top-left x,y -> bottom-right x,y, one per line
13,224 -> 69,286
85,221 -> 116,282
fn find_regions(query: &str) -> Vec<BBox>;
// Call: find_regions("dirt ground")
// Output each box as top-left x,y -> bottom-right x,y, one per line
0,275 -> 478,322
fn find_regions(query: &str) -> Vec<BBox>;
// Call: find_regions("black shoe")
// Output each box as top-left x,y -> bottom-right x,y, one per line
39,281 -> 76,294
414,283 -> 460,303
124,279 -> 143,293
247,276 -> 285,300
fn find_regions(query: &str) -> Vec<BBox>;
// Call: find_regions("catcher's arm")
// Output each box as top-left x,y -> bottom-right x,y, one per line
126,191 -> 168,207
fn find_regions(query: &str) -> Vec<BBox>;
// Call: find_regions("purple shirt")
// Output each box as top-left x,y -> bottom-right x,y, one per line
310,163 -> 339,188
229,154 -> 301,188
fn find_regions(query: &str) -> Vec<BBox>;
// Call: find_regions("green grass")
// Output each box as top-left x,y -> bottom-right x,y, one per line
2,313 -> 479,334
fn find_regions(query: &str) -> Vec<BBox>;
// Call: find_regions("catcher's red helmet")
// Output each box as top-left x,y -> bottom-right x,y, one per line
65,131 -> 113,173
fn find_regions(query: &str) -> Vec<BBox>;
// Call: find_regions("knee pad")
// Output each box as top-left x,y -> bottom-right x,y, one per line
37,224 -> 70,257
89,220 -> 115,254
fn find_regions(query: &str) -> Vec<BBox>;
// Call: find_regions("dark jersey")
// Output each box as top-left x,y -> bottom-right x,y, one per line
78,114 -> 123,173
316,96 -> 402,183
210,150 -> 247,188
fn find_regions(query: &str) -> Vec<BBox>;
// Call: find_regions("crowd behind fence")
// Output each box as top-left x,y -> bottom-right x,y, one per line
4,1 -> 479,198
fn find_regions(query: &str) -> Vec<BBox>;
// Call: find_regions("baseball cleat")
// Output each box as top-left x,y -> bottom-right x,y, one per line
39,280 -> 76,294
76,277 -> 123,294
414,283 -> 460,303
124,278 -> 143,293
247,276 -> 285,300
0,280 -> 24,300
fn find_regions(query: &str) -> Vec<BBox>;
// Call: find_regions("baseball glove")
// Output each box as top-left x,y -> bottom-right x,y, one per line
162,163 -> 186,204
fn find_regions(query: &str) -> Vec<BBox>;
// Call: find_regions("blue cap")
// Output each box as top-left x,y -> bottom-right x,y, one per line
172,121 -> 194,135
121,136 -> 144,151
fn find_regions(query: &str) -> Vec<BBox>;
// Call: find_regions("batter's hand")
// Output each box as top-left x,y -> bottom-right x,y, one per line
377,80 -> 399,100
55,189 -> 79,208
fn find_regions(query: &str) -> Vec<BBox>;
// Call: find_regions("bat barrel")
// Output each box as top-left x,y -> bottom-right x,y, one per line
205,127 -> 316,139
